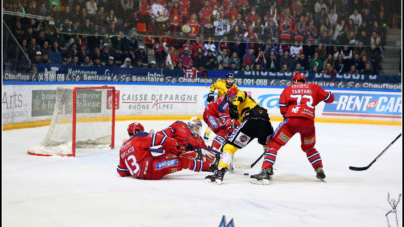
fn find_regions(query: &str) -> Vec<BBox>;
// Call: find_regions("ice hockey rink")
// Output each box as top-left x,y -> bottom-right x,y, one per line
2,120 -> 402,227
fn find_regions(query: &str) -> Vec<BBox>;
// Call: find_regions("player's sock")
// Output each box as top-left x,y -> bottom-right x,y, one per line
189,159 -> 210,172
306,148 -> 323,170
212,135 -> 225,150
262,148 -> 278,169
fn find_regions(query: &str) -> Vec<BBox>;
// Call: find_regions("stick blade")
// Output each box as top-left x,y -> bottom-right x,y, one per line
349,166 -> 369,171
235,163 -> 252,169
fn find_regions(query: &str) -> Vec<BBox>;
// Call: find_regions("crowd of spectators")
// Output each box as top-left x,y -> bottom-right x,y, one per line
3,0 -> 401,75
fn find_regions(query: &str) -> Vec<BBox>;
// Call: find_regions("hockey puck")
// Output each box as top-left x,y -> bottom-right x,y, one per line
244,173 -> 249,176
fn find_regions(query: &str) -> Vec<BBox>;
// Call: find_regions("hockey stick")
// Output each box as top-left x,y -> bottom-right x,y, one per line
235,148 -> 266,169
150,148 -> 215,162
349,133 -> 401,171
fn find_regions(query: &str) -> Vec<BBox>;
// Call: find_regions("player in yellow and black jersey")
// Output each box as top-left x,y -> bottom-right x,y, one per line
207,73 -> 240,102
205,88 -> 274,184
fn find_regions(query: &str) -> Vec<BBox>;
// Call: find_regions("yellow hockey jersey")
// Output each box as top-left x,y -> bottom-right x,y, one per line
231,91 -> 261,122
209,79 -> 240,98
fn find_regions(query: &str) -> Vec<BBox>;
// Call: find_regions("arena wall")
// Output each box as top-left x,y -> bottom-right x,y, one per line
2,82 -> 401,130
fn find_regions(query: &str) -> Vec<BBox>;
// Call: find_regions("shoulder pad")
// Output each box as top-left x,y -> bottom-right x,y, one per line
218,98 -> 229,112
174,121 -> 186,125
131,132 -> 149,138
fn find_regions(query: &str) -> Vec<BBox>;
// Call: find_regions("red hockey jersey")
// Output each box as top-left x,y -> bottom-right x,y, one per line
204,96 -> 239,132
199,7 -> 213,24
279,83 -> 334,121
117,131 -> 178,177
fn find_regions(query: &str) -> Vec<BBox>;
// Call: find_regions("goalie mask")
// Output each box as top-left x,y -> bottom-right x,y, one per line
188,117 -> 203,137
127,122 -> 144,136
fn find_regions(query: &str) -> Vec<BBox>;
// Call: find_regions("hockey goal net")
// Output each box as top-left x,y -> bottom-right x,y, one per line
28,86 -> 116,157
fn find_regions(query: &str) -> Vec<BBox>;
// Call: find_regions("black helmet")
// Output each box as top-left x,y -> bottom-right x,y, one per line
226,73 -> 234,79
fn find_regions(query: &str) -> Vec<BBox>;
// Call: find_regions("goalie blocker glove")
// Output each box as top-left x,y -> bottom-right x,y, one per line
207,92 -> 215,103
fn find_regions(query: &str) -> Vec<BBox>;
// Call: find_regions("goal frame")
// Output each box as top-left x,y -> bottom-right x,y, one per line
27,86 -> 116,157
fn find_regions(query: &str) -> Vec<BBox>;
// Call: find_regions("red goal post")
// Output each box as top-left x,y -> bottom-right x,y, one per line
27,86 -> 116,157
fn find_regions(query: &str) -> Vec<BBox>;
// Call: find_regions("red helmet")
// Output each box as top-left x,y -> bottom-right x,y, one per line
227,88 -> 238,98
127,122 -> 144,135
291,72 -> 306,83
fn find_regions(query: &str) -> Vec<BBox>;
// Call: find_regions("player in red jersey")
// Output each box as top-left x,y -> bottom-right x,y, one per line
203,88 -> 240,150
250,72 -> 335,185
156,117 -> 219,172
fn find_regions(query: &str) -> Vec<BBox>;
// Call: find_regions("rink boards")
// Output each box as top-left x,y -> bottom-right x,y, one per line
2,82 -> 402,130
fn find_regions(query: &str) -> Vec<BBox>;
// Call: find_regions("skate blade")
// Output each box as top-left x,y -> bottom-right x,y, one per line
319,179 -> 327,183
249,178 -> 270,185
204,179 -> 215,183
215,179 -> 223,185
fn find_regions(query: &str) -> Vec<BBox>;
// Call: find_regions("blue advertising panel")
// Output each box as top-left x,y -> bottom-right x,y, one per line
322,93 -> 402,118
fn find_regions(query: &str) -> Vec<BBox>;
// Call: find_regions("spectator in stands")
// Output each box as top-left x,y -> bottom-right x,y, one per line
323,54 -> 335,71
185,13 -> 201,39
112,47 -> 124,66
370,31 -> 381,46
71,56 -> 80,66
333,20 -> 345,44
347,31 -> 356,45
352,53 -> 362,71
154,37 -> 167,68
322,63 -> 337,74
309,52 -> 323,71
148,61 -> 157,69
135,45 -> 148,67
266,50 -> 279,72
314,7 -> 328,29
294,63 -> 307,73
341,46 -> 353,62
290,41 -> 303,58
279,50 -> 294,72
40,40 -> 50,56
303,40 -> 316,59
93,57 -> 102,66
362,8 -> 374,25
263,16 -> 278,39
21,39 -> 29,54
279,64 -> 290,73
349,9 -> 362,28
26,1 -> 39,16
119,58 -> 132,68
243,47 -> 256,66
28,38 -> 41,58
320,17 -> 333,38
30,66 -> 38,74
328,8 -> 338,26
254,50 -> 266,69
73,5 -> 81,19
66,55 -> 73,65
106,56 -> 117,67
367,44 -> 380,74
334,54 -> 346,73
350,0 -> 363,13
279,16 -> 292,41
348,65 -> 359,74
127,32 -> 139,52
204,37 -> 216,56
61,6 -> 73,23
107,21 -> 118,35
372,20 -> 386,46
330,46 -> 339,60
337,0 -> 349,21
319,31 -> 332,45
353,42 -> 367,58
203,50 -> 218,70
180,47 -> 193,69
315,0 -> 328,14
296,53 -> 309,71
174,61 -> 184,70
305,20 -> 317,45
242,64 -> 251,72
81,56 -> 92,66
217,49 -> 230,70
31,51 -> 43,66
94,7 -> 106,27
357,21 -> 371,38
377,11 -> 387,28
229,52 -> 241,70
229,62 -> 237,70
39,3 -> 48,17
86,0 -> 98,17
310,65 -> 319,73
254,64 -> 263,72
193,51 -> 205,70
106,10 -> 118,25
361,63 -> 374,75
356,31 -> 370,46
78,44 -> 89,63
346,19 -> 357,37
315,43 -> 327,59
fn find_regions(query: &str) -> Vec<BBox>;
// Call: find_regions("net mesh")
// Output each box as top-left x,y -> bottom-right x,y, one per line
28,86 -> 114,156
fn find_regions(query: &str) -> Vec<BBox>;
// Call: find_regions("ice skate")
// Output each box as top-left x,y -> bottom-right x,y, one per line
203,153 -> 220,172
316,166 -> 326,182
204,168 -> 227,184
250,167 -> 273,185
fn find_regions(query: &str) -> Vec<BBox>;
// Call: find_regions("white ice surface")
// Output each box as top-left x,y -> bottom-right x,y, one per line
2,120 -> 402,227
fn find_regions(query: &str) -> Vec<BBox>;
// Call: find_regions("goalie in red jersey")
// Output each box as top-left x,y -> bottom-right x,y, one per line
117,121 -> 218,180
250,72 -> 335,185
156,117 -> 219,172
203,87 -> 240,150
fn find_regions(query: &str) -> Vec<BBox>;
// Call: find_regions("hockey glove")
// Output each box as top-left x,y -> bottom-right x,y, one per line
178,141 -> 194,151
229,104 -> 239,120
207,92 -> 214,102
